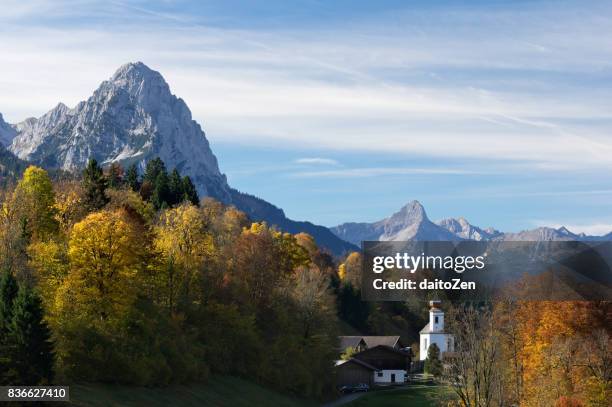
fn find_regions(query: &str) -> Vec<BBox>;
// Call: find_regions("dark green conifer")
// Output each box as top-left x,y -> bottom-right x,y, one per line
82,158 -> 109,211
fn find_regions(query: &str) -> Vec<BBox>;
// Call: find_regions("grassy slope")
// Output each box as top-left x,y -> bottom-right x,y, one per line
347,385 -> 453,407
69,376 -> 316,407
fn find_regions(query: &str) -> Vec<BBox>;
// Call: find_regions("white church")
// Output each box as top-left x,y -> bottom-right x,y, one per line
419,300 -> 454,360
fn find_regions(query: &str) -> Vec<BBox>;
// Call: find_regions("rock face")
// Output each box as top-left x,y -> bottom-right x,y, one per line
0,113 -> 17,147
499,226 -> 578,241
333,201 -> 612,244
331,201 -> 459,246
9,62 -> 232,202
437,217 -> 501,241
3,62 -> 357,255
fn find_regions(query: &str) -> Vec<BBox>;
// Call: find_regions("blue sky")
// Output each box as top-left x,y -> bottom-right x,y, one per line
2,0 -> 612,233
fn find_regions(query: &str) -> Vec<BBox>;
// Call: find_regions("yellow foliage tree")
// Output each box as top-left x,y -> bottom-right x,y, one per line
55,209 -> 143,323
53,180 -> 86,234
338,252 -> 362,289
12,166 -> 58,240
154,203 -> 216,310
28,239 -> 69,308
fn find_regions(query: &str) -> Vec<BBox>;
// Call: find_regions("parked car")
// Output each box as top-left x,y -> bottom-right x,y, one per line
338,383 -> 370,394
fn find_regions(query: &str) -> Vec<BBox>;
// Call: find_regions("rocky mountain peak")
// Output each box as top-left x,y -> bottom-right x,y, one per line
8,62 -> 231,201
104,62 -> 172,106
393,200 -> 427,223
112,61 -> 159,81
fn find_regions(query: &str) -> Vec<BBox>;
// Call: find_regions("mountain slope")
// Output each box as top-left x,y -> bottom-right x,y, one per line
5,62 -> 356,255
331,201 -> 459,246
230,190 -> 357,254
0,113 -> 17,147
0,143 -> 28,183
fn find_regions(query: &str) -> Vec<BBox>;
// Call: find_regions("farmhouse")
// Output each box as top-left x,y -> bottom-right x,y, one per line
352,345 -> 411,384
336,336 -> 412,386
419,300 -> 454,360
335,358 -> 377,387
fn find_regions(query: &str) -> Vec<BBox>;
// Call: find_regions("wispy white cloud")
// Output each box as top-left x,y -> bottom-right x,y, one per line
289,167 -> 477,178
294,157 -> 339,166
1,0 -> 612,171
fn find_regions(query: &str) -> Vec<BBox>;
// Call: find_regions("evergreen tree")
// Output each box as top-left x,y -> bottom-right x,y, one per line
168,169 -> 183,206
0,271 -> 18,334
0,270 -> 17,384
424,343 -> 443,377
82,159 -> 109,211
8,286 -> 54,384
107,162 -> 124,188
125,164 -> 140,192
182,176 -> 199,206
151,171 -> 170,210
143,158 -> 166,185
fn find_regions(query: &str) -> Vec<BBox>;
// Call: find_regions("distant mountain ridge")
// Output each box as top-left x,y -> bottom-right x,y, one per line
331,201 -> 458,245
332,200 -> 612,245
1,62 -> 356,255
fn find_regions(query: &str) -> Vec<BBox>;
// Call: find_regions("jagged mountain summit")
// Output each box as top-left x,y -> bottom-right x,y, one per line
331,201 -> 459,246
9,62 -> 232,202
332,201 -> 612,244
2,62 -> 356,255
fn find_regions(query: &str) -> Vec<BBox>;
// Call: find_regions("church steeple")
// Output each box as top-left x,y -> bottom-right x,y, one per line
429,300 -> 444,332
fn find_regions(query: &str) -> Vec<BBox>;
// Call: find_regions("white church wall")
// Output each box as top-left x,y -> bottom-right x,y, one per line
420,333 -> 452,361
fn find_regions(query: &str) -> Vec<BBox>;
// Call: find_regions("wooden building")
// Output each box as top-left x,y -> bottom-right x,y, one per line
335,358 -> 377,387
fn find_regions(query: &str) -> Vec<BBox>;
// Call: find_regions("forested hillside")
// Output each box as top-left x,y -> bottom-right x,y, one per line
0,158 -> 344,398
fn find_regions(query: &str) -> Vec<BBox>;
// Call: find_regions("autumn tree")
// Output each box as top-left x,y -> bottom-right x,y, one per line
58,210 -> 144,322
51,209 -> 160,382
53,180 -> 86,234
445,304 -> 502,407
291,265 -> 336,339
12,165 -> 58,240
338,252 -> 362,289
154,203 -> 215,311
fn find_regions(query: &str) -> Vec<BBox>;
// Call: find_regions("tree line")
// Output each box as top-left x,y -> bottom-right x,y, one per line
0,159 -> 339,398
